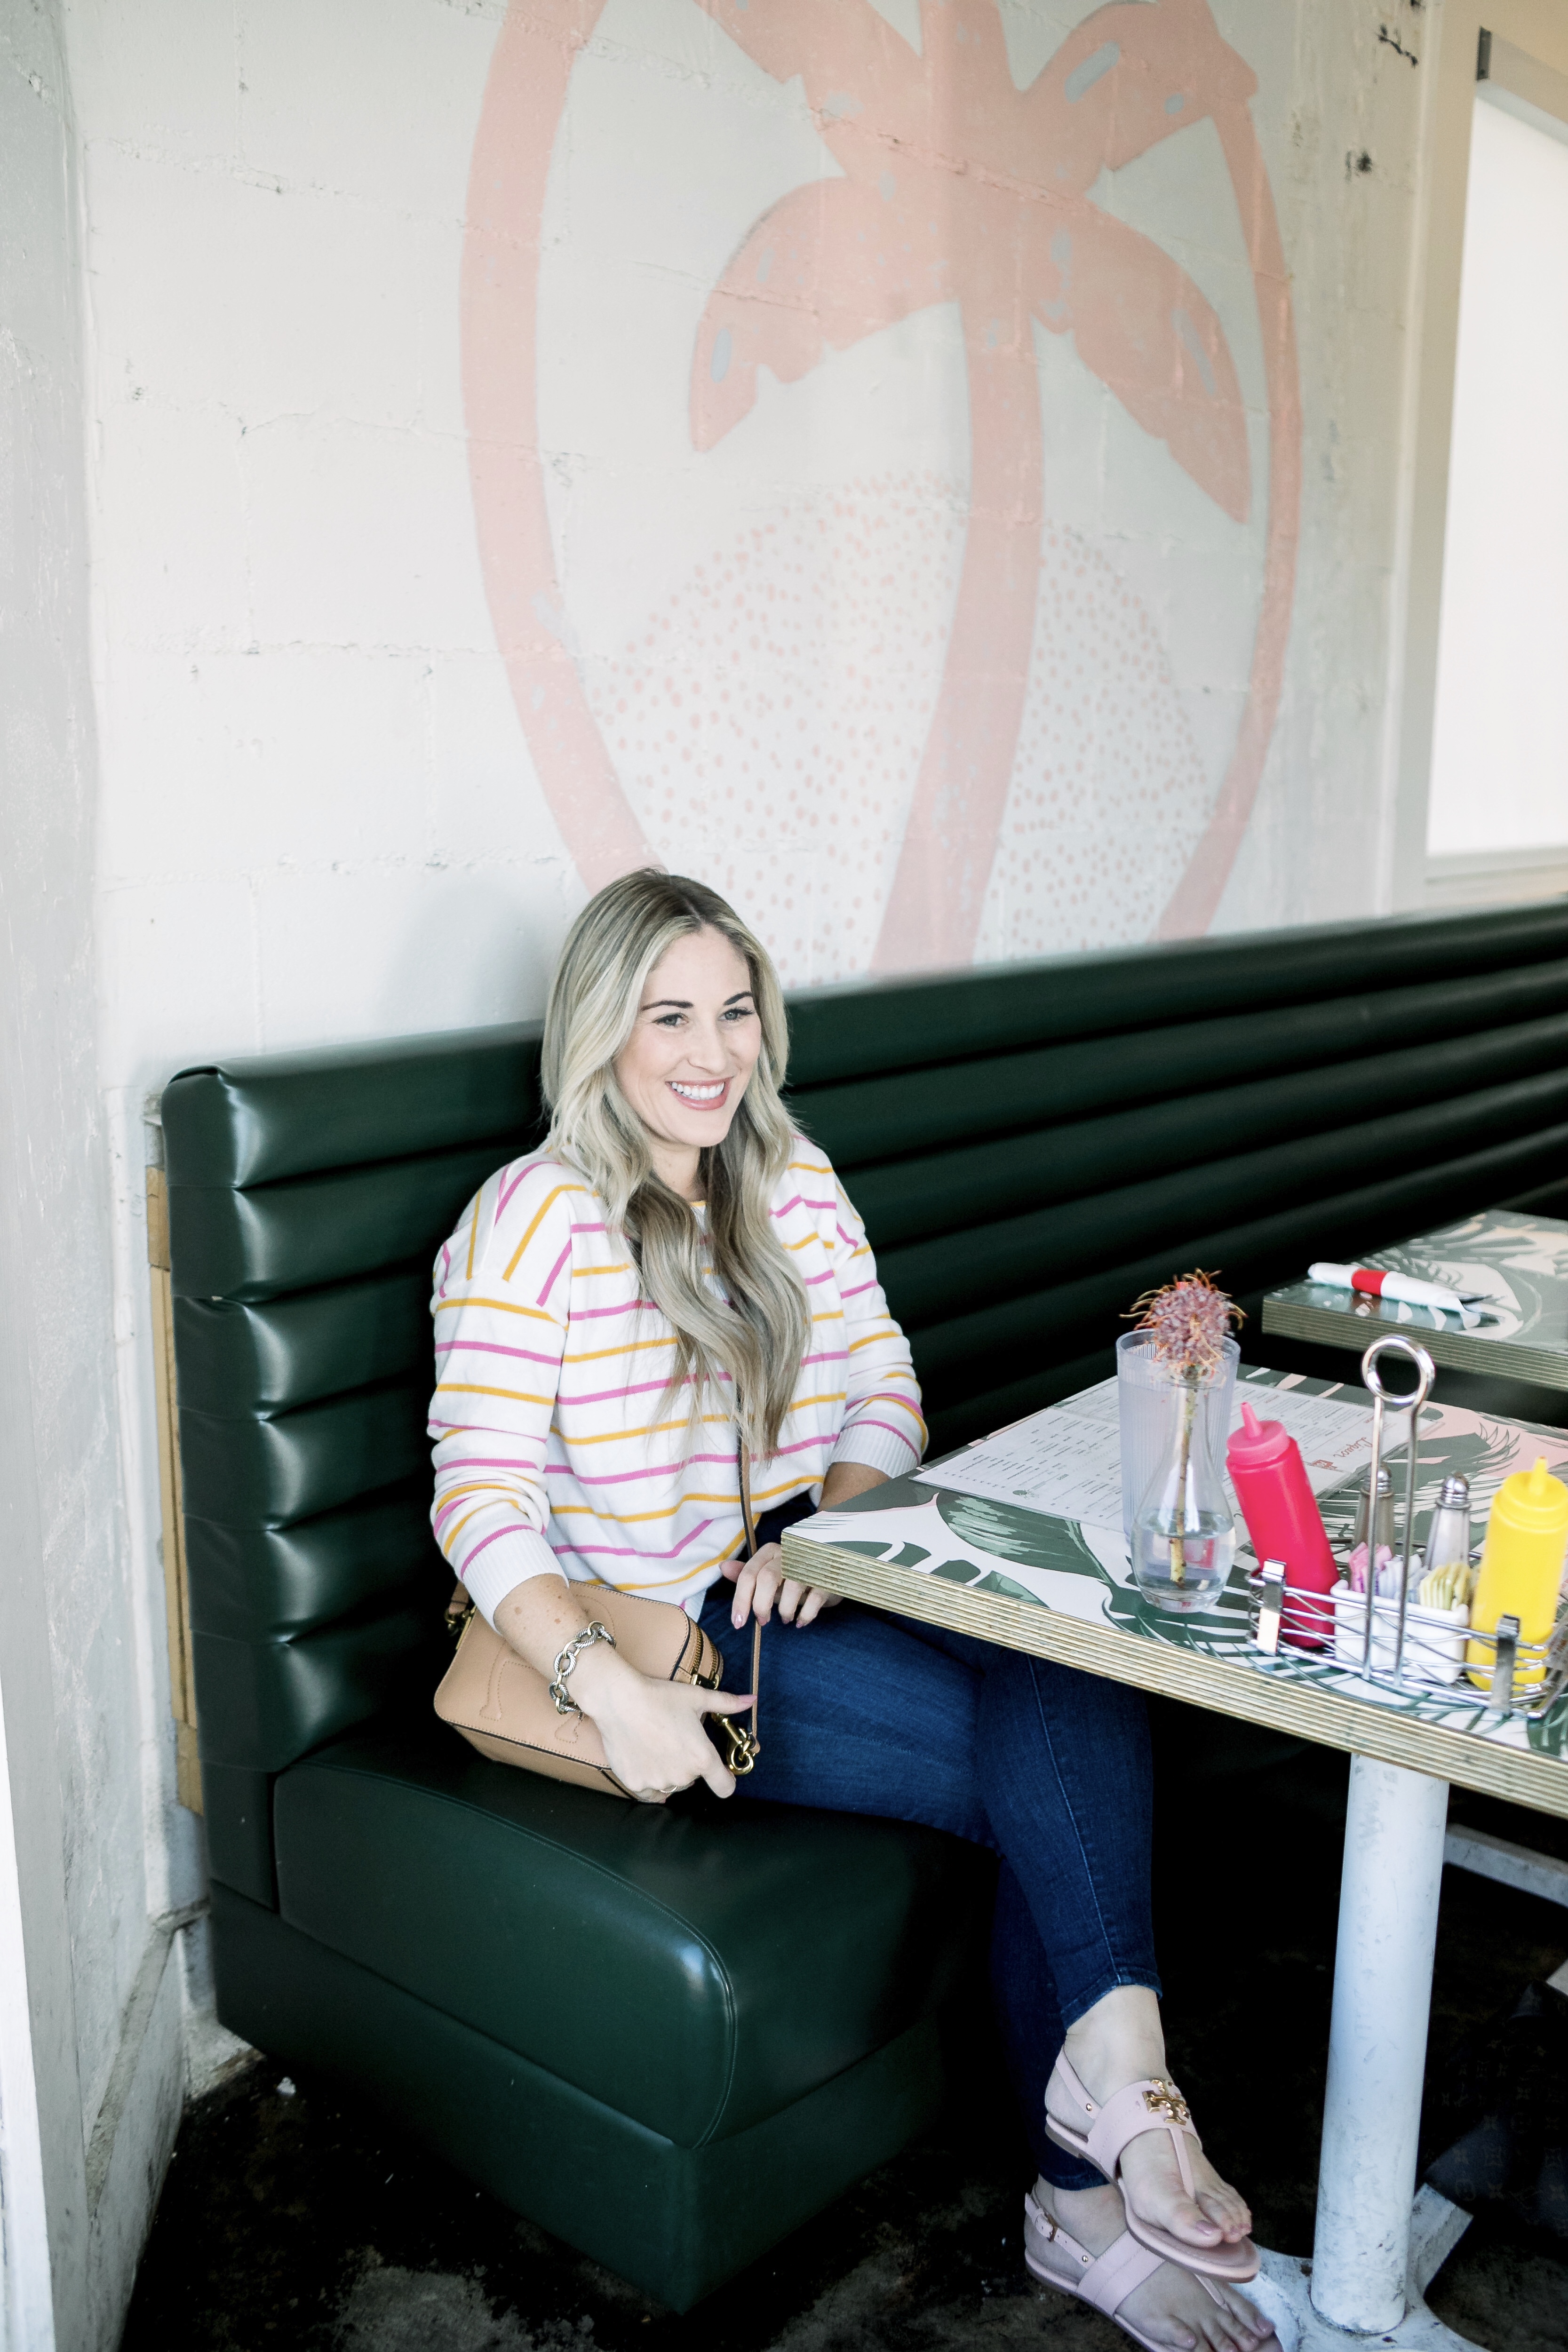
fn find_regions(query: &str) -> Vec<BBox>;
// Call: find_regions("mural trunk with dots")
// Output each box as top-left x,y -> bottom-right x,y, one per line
462,0 -> 1301,985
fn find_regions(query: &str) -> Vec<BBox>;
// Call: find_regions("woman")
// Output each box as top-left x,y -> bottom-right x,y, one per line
430,871 -> 1279,2352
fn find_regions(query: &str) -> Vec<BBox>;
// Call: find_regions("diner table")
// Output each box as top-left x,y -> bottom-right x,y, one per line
782,1356 -> 1568,2352
1262,1208 -> 1568,1405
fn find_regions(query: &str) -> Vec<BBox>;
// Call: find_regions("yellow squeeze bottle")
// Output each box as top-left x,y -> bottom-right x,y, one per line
1465,1456 -> 1568,1691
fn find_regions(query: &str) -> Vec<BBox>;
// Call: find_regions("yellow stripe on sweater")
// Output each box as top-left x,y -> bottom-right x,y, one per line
500,1183 -> 589,1281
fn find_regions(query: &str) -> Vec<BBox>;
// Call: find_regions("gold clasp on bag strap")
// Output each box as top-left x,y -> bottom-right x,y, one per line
713,1706 -> 759,1776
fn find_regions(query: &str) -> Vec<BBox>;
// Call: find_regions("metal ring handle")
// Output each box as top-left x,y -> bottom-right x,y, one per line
1359,1333 -> 1436,1407
1358,1336 -> 1435,1686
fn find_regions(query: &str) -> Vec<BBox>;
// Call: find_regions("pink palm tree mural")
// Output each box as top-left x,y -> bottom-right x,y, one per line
692,0 -> 1263,971
462,0 -> 1300,971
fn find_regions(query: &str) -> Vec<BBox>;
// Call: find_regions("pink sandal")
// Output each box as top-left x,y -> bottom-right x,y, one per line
1024,2188 -> 1230,2349
1045,2052 -> 1259,2281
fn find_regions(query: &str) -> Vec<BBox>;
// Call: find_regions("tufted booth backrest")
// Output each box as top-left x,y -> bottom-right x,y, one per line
164,899 -> 1568,1898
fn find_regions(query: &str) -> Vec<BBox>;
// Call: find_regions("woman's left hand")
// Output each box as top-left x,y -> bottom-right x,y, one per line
726,1462 -> 893,1628
723,1542 -> 842,1629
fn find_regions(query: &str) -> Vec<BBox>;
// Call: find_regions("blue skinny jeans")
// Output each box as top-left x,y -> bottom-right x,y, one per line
698,1568 -> 1160,2189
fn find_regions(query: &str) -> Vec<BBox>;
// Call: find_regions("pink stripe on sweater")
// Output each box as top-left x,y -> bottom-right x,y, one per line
454,1522 -> 528,1572
434,1339 -> 561,1367
545,1451 -> 737,1489
765,1432 -> 835,1462
557,1375 -> 695,1409
556,1519 -> 719,1565
536,1240 -> 572,1308
496,1161 -> 539,1216
844,1417 -> 921,1454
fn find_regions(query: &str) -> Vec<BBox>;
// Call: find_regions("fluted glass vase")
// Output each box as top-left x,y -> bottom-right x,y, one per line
1130,1359 -> 1237,1613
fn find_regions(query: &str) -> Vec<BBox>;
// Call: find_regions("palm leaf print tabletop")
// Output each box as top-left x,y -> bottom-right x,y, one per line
789,1367 -> 1568,1812
1266,1211 -> 1568,1393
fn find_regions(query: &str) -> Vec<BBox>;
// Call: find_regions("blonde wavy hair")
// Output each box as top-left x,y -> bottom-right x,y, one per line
540,871 -> 811,1459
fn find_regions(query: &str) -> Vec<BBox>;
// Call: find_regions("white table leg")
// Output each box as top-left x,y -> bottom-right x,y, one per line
1313,1756 -> 1450,2326
1244,1756 -> 1483,2352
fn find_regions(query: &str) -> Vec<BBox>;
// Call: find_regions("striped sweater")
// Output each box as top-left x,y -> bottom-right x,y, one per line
428,1139 -> 925,1626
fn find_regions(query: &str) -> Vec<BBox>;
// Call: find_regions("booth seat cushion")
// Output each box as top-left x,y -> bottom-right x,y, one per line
272,1720 -> 982,2148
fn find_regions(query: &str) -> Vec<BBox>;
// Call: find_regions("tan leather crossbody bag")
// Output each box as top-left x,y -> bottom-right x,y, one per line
433,1441 -> 763,1800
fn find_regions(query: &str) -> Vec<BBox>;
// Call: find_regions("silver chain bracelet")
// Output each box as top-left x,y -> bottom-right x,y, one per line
549,1621 -> 615,1716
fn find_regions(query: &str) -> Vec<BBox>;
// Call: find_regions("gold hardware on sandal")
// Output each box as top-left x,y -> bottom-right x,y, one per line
1141,2079 -> 1192,2126
1044,2051 -> 1258,2283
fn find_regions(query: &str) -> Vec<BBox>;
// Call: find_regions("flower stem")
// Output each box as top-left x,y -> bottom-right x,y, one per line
1169,1373 -> 1197,1586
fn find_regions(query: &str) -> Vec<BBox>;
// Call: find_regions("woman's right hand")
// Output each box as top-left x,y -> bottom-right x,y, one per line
491,1572 -> 751,1804
572,1645 -> 754,1804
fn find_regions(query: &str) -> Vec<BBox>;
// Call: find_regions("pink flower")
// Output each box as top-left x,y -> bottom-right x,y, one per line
1127,1270 -> 1242,1379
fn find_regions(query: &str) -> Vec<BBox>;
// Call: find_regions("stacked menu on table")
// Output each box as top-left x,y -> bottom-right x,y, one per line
916,1369 -> 1388,1527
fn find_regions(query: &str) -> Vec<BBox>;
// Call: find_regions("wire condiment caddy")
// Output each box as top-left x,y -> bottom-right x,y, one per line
1244,1335 -> 1568,1720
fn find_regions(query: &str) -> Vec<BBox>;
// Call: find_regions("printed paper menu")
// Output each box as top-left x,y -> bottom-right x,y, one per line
916,1373 -> 1406,1529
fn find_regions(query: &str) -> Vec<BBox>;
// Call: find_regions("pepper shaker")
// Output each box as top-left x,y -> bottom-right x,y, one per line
1425,1475 -> 1472,1597
1352,1465 -> 1395,1557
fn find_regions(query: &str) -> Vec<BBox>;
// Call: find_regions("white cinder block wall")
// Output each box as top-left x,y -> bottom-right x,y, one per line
1,6 -> 191,2347
3,0 -> 1444,2343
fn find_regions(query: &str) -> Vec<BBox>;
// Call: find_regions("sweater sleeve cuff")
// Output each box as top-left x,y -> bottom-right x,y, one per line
461,1526 -> 563,1629
829,1417 -> 923,1479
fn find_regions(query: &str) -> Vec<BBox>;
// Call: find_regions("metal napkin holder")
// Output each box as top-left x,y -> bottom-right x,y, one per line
1244,1335 -> 1568,1721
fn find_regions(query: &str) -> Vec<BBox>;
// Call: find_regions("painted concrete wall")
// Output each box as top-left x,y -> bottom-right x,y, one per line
0,6 -> 203,2345
3,1 -> 1441,2344
67,0 -> 1431,1092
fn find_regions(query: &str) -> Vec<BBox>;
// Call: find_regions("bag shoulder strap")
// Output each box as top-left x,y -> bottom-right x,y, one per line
738,1431 -> 757,1555
736,1429 -> 762,1759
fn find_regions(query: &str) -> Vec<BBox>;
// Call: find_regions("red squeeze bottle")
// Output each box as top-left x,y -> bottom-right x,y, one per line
1225,1403 -> 1337,1649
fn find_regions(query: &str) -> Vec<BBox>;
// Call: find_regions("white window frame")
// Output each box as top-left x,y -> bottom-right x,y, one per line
1385,3 -> 1568,912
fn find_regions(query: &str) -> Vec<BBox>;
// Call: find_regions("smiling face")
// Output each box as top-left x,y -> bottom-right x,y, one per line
613,926 -> 764,1198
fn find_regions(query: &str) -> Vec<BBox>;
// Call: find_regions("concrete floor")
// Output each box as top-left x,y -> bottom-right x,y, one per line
122,1742 -> 1568,2352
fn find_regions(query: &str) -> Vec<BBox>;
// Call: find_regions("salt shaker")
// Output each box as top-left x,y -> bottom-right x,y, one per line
1425,1475 -> 1472,1593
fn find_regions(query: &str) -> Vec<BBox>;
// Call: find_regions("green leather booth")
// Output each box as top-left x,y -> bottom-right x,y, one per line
163,897 -> 1568,2307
